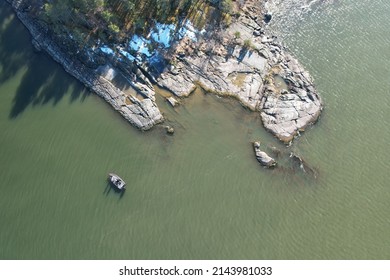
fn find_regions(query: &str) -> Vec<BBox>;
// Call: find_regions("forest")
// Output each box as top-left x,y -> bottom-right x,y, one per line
38,0 -> 234,45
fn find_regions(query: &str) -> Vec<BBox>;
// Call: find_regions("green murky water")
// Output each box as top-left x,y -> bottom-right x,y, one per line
0,0 -> 389,259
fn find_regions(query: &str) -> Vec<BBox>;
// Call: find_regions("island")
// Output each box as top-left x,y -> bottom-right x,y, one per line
6,0 -> 322,144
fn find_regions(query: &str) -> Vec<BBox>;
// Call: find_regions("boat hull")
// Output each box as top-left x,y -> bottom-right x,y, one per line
108,173 -> 126,190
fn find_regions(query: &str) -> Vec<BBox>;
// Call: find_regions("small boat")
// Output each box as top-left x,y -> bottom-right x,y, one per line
108,173 -> 126,190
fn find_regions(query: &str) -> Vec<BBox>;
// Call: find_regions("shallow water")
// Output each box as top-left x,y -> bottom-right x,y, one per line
0,0 -> 389,259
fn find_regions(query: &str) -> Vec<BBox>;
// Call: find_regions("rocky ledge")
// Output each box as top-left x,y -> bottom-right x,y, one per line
7,0 -> 163,130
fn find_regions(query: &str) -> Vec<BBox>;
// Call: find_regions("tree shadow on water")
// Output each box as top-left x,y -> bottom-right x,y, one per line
0,2 -> 90,119
9,51 -> 90,118
0,2 -> 33,83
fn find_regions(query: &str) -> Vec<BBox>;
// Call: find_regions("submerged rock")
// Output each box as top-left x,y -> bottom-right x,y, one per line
165,126 -> 175,135
290,152 -> 318,179
253,141 -> 276,168
268,145 -> 282,158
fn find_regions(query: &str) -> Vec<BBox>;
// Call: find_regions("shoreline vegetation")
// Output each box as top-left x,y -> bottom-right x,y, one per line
6,0 -> 322,148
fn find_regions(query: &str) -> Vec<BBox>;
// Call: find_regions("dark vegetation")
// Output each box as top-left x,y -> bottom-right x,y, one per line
30,0 -> 236,47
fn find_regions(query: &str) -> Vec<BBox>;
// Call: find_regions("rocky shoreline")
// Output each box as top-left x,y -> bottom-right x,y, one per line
7,0 -> 322,144
158,0 -> 323,143
6,0 -> 163,130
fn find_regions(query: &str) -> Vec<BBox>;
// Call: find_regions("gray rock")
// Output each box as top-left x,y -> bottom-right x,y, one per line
158,48 -> 267,111
165,126 -> 175,135
253,141 -> 276,168
166,96 -> 179,107
260,55 -> 322,143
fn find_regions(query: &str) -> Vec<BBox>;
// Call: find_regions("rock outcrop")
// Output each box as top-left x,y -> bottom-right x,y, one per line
253,141 -> 276,167
8,0 -> 322,144
6,0 -> 163,130
157,1 -> 323,143
259,53 -> 322,143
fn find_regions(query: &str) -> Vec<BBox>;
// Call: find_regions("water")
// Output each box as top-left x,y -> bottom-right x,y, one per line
0,0 -> 389,259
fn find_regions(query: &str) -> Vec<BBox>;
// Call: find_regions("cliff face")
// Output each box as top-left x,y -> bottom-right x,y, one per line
7,0 -> 322,143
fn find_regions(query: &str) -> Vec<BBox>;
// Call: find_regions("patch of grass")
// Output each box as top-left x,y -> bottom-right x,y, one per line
223,13 -> 232,26
219,0 -> 233,14
243,39 -> 252,48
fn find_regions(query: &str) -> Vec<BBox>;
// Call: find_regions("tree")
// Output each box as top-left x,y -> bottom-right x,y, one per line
219,0 -> 233,14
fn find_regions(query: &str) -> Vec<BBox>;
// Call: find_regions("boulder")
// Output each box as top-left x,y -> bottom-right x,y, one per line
165,126 -> 175,135
253,141 -> 276,168
166,96 -> 179,107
